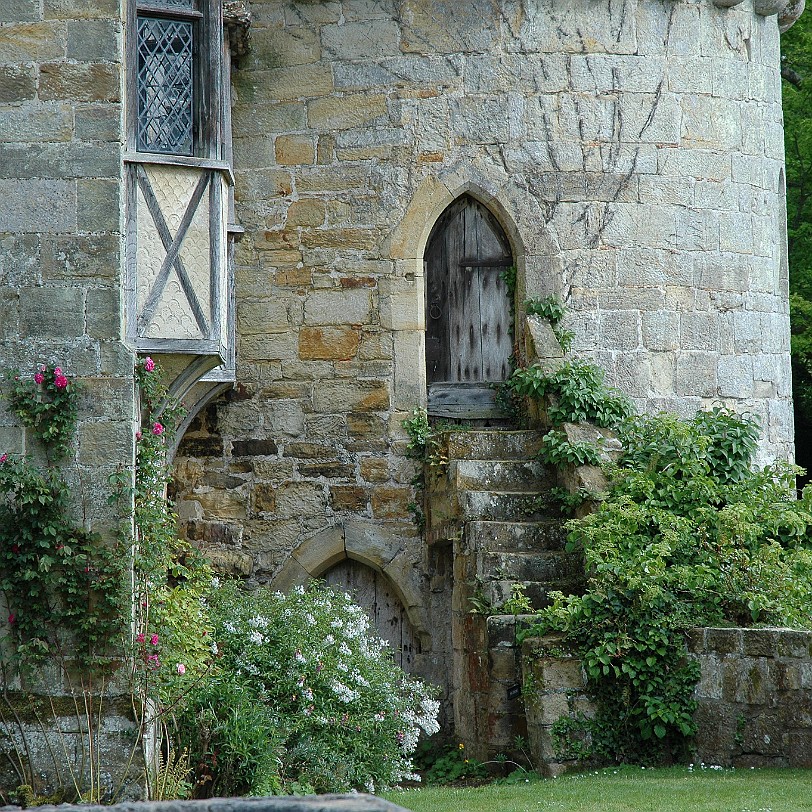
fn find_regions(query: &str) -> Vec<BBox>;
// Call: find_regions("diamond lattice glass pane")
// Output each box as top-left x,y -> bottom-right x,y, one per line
137,16 -> 194,155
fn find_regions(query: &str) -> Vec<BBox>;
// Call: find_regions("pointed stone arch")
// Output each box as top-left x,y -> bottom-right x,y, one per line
271,522 -> 431,652
382,163 -> 561,415
424,193 -> 514,418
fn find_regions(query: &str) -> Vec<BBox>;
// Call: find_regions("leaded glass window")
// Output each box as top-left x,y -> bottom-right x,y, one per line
139,0 -> 195,10
137,15 -> 195,155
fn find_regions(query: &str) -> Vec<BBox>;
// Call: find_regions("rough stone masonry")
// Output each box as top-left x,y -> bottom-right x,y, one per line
0,0 -> 804,761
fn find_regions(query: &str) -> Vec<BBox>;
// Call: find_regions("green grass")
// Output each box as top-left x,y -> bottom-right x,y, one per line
383,766 -> 812,812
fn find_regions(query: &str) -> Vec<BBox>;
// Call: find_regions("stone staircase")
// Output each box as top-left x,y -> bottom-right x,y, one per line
429,429 -> 584,612
427,428 -> 586,759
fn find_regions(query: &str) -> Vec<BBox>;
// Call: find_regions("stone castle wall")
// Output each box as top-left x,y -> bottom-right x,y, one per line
523,627 -> 812,774
172,0 -> 796,707
0,0 -> 135,533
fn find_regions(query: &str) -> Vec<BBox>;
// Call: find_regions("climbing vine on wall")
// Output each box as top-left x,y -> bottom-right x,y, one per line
0,364 -> 127,668
128,358 -> 213,695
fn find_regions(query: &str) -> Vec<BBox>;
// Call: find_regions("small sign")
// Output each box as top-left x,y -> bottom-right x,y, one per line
507,683 -> 522,700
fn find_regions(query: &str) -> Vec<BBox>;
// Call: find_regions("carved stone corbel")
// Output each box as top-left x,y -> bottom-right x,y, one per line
223,0 -> 251,61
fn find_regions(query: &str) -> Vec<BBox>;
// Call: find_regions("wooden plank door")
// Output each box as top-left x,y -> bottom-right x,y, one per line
425,195 -> 513,419
323,559 -> 417,671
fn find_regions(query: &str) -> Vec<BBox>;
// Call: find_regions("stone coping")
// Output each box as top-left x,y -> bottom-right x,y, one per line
0,795 -> 409,812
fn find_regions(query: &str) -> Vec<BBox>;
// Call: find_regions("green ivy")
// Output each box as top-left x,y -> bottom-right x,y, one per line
6,365 -> 79,461
0,365 -> 127,669
537,429 -> 603,467
506,360 -> 634,429
525,296 -> 574,352
523,409 -> 812,765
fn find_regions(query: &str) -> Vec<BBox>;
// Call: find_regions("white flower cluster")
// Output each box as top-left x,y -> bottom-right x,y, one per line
330,679 -> 360,704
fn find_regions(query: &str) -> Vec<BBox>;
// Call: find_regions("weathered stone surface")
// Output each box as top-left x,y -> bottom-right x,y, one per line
27,795 -> 409,812
299,326 -> 360,360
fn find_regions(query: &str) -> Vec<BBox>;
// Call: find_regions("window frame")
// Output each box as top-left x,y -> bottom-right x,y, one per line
127,0 -> 223,161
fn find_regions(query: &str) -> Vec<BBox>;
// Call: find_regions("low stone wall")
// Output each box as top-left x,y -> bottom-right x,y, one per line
4,796 -> 407,812
522,627 -> 812,774
689,627 -> 812,768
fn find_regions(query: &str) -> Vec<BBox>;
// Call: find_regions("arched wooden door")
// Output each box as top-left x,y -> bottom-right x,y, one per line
323,559 -> 418,671
424,195 -> 513,419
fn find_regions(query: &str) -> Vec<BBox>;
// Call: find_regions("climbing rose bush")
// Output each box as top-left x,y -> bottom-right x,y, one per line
176,581 -> 440,796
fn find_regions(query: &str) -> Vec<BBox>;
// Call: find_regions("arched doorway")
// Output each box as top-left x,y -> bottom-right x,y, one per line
424,194 -> 514,419
323,559 -> 419,672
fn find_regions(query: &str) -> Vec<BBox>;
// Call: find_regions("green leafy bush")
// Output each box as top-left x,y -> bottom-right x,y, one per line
176,581 -> 440,795
415,742 -> 488,785
506,360 -> 633,429
537,429 -> 603,467
525,408 -> 812,765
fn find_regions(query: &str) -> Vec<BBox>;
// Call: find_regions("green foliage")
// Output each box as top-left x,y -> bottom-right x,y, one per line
499,266 -> 517,299
5,365 -> 79,461
415,742 -> 488,785
791,293 -> 812,421
538,429 -> 603,468
0,365 -> 127,669
175,581 -> 440,796
501,583 -> 533,615
525,296 -> 565,325
783,14 -> 812,299
402,409 -> 457,529
524,409 -> 812,765
784,13 -> 812,440
126,357 -> 213,698
525,296 -> 573,352
147,748 -> 193,801
506,360 -> 634,429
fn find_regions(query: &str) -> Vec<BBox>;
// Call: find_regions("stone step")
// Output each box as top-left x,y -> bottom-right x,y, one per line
467,520 -> 569,552
445,430 -> 543,461
461,490 -> 561,522
452,459 -> 556,493
482,550 -> 584,584
488,578 -> 585,611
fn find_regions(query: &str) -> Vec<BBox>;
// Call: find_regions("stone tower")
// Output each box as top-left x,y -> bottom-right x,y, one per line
0,0 -> 804,757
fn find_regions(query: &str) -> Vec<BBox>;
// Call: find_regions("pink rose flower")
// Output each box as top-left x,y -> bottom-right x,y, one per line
34,372 -> 44,384
135,431 -> 142,441
152,422 -> 164,436
53,367 -> 62,376
8,614 -> 14,625
144,357 -> 155,372
136,633 -> 145,644
0,454 -> 7,464
177,663 -> 186,675
54,375 -> 68,390
38,364 -> 46,372
150,633 -> 159,646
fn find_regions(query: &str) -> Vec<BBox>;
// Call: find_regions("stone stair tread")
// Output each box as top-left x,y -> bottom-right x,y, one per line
453,459 -> 556,492
462,490 -> 560,522
444,430 -> 543,461
466,520 -> 569,552
483,550 -> 583,583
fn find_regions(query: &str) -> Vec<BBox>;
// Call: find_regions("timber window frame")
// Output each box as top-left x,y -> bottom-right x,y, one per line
127,0 -> 224,161
124,0 -> 237,376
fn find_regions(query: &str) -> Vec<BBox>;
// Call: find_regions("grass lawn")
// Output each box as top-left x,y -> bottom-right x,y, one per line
383,766 -> 812,812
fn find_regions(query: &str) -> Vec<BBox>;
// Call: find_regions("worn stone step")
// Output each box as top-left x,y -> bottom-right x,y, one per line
462,490 -> 561,522
488,578 -> 585,611
452,458 -> 556,492
467,520 -> 569,552
481,550 -> 584,584
444,430 -> 543,461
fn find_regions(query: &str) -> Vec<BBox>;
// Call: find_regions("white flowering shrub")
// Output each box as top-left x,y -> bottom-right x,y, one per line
176,581 -> 440,795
